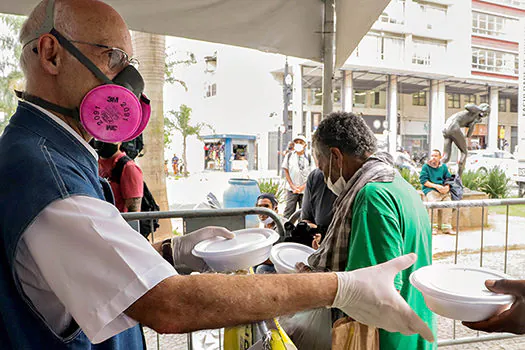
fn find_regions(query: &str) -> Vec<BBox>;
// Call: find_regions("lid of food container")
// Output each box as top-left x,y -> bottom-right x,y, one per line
270,243 -> 315,274
410,265 -> 514,303
193,228 -> 279,258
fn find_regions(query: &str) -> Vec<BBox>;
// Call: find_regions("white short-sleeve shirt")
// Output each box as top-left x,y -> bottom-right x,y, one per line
14,103 -> 177,344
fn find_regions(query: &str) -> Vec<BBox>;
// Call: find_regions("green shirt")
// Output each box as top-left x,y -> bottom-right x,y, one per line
346,175 -> 436,350
420,163 -> 451,195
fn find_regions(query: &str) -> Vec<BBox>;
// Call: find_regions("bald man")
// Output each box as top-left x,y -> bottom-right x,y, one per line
0,0 -> 434,348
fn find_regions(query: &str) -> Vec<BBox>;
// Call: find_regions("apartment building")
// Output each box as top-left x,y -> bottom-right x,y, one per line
293,0 -> 525,157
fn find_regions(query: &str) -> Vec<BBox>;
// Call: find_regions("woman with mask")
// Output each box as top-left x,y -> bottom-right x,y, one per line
307,112 -> 436,350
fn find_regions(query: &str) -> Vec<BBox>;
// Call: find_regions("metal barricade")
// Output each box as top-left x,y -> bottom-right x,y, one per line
121,207 -> 286,350
425,197 -> 525,347
122,200 -> 525,349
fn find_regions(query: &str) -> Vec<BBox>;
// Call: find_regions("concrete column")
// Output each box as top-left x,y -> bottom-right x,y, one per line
342,70 -> 353,112
292,64 -> 303,137
387,75 -> 398,155
429,80 -> 445,153
488,87 -> 499,150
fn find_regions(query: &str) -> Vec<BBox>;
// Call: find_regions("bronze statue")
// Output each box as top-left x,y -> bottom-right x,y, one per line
441,103 -> 490,177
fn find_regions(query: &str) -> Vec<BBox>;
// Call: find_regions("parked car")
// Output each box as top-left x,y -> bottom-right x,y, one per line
464,150 -> 518,179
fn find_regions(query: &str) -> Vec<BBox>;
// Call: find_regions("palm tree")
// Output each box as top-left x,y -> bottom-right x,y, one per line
165,105 -> 213,177
132,32 -> 172,239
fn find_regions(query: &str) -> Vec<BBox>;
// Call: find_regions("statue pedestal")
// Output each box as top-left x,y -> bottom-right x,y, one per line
419,190 -> 489,230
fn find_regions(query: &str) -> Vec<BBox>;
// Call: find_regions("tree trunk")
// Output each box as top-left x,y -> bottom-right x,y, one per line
183,135 -> 188,177
132,32 -> 172,240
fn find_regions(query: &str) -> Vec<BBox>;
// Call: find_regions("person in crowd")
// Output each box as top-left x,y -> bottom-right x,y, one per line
282,135 -> 314,218
0,0 -> 434,348
255,193 -> 279,274
164,160 -> 169,177
301,168 -> 337,249
308,112 -> 436,349
419,149 -> 455,235
95,141 -> 143,213
172,153 -> 179,175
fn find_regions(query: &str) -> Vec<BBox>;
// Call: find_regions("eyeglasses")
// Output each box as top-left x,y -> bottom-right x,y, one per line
29,38 -> 139,72
70,40 -> 139,72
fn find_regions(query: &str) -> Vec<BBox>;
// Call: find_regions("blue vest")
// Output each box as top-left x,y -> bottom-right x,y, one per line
0,102 -> 144,349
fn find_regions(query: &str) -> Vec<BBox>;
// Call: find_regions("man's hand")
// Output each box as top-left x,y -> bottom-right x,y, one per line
312,233 -> 322,249
463,279 -> 524,334
172,226 -> 234,271
332,254 -> 434,343
436,185 -> 448,195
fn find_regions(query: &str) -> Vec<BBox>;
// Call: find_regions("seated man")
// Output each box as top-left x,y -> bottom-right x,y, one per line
308,112 -> 436,350
255,193 -> 279,273
420,149 -> 454,235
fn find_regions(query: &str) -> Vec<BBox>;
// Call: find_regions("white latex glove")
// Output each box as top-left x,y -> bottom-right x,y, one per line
172,226 -> 234,272
332,253 -> 434,343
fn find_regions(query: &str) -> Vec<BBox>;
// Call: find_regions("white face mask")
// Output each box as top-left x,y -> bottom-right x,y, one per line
325,153 -> 347,196
261,216 -> 274,225
294,143 -> 305,152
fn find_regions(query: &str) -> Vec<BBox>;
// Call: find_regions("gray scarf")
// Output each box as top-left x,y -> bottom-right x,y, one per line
308,152 -> 396,271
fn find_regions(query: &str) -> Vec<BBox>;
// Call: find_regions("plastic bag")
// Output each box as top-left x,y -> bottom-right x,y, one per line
279,308 -> 332,350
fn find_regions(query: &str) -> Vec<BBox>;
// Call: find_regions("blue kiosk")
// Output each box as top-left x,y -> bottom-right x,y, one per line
202,134 -> 257,172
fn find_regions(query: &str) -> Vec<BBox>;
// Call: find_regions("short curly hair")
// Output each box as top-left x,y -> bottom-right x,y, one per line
313,112 -> 377,159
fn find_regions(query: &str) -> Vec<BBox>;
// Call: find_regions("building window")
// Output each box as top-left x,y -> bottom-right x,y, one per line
480,94 -> 488,104
412,38 -> 446,66
510,97 -> 518,112
499,97 -> 507,112
204,82 -> 217,98
472,48 -> 518,75
448,94 -> 460,108
333,88 -> 341,104
374,91 -> 381,105
354,91 -> 367,107
353,33 -> 404,63
464,94 -> 476,105
412,91 -> 426,106
472,12 -> 513,37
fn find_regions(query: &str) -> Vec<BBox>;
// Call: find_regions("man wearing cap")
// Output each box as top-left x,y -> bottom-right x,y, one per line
0,0 -> 434,348
281,135 -> 314,218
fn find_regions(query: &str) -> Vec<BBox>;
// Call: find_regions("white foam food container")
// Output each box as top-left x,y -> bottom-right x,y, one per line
270,243 -> 315,274
410,265 -> 515,322
192,228 -> 279,272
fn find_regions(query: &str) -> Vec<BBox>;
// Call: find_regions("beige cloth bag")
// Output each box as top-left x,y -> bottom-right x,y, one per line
332,317 -> 379,350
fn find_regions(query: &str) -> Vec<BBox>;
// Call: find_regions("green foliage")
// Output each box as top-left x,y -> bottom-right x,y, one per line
479,167 -> 510,199
0,15 -> 25,131
164,104 -> 214,176
462,168 -> 510,199
399,168 -> 421,190
164,47 -> 196,91
461,170 -> 485,192
257,178 -> 285,203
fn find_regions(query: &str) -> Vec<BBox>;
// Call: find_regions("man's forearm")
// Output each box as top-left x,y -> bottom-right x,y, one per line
424,181 -> 439,190
125,272 -> 337,334
283,169 -> 294,189
125,197 -> 142,212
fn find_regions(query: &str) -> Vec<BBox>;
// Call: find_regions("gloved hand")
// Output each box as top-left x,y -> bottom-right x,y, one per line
332,253 -> 434,342
172,226 -> 234,272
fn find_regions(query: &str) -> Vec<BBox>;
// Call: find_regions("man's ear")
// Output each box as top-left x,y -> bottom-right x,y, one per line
330,147 -> 344,168
38,34 -> 61,75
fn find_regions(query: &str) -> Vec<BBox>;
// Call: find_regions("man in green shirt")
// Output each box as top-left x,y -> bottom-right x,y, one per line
419,150 -> 454,235
309,112 -> 436,350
